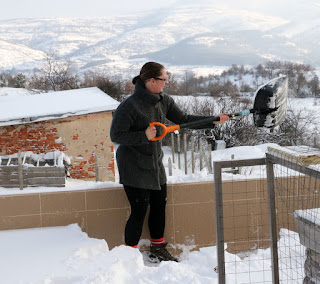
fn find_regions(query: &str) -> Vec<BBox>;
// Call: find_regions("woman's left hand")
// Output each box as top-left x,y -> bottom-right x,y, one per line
214,113 -> 229,125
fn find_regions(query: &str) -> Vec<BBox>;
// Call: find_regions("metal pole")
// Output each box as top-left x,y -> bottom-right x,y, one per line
191,135 -> 195,174
183,132 -> 187,175
171,133 -> 175,164
208,143 -> 212,174
266,155 -> 280,284
214,161 -> 226,284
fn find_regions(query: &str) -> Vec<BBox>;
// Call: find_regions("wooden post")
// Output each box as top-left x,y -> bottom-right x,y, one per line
191,135 -> 195,174
208,143 -> 212,174
7,156 -> 11,166
168,157 -> 172,176
177,133 -> 181,170
231,154 -> 236,174
171,133 -> 175,164
18,150 -> 23,190
183,132 -> 187,175
95,154 -> 99,182
199,138 -> 203,171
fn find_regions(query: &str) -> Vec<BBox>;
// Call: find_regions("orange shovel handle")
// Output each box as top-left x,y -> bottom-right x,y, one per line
149,122 -> 180,141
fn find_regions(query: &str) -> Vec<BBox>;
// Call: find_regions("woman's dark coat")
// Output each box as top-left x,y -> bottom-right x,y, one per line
110,79 -> 215,190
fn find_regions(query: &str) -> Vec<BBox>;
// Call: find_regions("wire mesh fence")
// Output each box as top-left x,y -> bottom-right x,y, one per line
222,175 -> 273,283
214,145 -> 320,283
271,146 -> 320,283
214,158 -> 273,283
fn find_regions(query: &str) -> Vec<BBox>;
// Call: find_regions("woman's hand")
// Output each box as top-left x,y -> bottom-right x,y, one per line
214,113 -> 229,125
145,125 -> 157,140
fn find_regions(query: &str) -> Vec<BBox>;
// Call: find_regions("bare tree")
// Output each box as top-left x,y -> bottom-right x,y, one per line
81,73 -> 124,102
29,52 -> 79,91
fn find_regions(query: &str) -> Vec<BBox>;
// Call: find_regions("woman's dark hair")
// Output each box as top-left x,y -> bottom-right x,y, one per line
132,62 -> 165,84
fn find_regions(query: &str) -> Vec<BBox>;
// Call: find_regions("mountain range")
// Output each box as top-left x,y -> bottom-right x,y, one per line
0,0 -> 319,79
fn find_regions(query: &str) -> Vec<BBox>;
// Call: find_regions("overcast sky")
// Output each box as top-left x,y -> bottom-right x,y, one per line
1,0 -> 177,19
1,0 -> 315,20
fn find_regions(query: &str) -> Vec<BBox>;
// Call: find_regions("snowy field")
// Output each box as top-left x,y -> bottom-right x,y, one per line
0,224 -> 305,284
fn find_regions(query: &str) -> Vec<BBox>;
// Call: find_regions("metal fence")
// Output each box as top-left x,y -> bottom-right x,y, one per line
213,146 -> 320,283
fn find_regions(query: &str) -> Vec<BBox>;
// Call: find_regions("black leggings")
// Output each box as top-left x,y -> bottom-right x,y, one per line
123,184 -> 167,246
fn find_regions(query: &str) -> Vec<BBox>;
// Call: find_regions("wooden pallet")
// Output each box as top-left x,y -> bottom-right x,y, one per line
0,166 -> 66,188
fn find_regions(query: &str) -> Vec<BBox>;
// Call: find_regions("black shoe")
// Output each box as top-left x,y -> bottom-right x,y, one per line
149,243 -> 179,262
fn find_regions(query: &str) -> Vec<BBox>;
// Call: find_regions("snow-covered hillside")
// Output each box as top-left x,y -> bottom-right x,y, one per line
0,0 -> 319,77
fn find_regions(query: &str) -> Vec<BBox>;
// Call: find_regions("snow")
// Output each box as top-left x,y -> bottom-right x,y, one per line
0,143 -> 274,196
0,142 -> 308,196
0,224 -> 304,284
0,87 -> 120,127
294,208 -> 320,226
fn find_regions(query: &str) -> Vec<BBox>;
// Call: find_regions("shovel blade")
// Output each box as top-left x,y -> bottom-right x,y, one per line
253,76 -> 288,128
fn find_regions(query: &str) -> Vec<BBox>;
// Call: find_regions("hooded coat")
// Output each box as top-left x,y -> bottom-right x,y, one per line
110,79 -> 215,190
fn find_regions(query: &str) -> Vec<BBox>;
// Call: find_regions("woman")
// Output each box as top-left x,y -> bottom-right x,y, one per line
110,62 -> 229,262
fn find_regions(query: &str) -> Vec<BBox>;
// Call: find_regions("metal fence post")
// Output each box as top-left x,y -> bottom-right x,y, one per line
266,154 -> 280,284
183,132 -> 187,175
214,161 -> 226,284
191,135 -> 195,174
171,133 -> 175,164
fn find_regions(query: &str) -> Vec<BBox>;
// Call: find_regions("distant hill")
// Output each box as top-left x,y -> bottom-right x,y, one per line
0,0 -> 319,78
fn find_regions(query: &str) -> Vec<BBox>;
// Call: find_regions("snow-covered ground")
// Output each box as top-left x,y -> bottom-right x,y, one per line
0,224 -> 305,284
0,142 -> 312,196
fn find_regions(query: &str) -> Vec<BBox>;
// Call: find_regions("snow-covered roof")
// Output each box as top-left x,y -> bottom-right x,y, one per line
0,87 -> 120,127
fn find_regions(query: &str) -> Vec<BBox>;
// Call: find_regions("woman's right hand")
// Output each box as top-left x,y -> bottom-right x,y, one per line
145,125 -> 157,140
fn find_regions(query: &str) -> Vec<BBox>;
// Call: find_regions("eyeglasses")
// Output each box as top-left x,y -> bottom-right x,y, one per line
154,78 -> 168,82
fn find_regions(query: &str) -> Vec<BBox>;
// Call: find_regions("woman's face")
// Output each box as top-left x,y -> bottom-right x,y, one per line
146,68 -> 168,94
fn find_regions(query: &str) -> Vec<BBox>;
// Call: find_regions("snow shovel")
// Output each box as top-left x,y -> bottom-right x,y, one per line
150,75 -> 288,141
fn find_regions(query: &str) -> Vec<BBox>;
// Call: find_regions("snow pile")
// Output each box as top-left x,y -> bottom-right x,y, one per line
0,224 -> 305,284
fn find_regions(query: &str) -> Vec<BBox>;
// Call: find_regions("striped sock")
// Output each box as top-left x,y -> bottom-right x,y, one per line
125,244 -> 138,248
151,238 -> 165,246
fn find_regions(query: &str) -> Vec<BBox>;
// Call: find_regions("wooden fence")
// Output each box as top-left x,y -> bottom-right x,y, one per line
0,151 -> 66,189
167,132 -> 239,176
168,132 -> 214,175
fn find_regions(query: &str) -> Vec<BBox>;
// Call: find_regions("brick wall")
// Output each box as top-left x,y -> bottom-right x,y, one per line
0,112 -> 115,182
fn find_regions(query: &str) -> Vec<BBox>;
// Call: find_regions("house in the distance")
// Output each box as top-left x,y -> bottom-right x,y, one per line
0,87 -> 119,182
